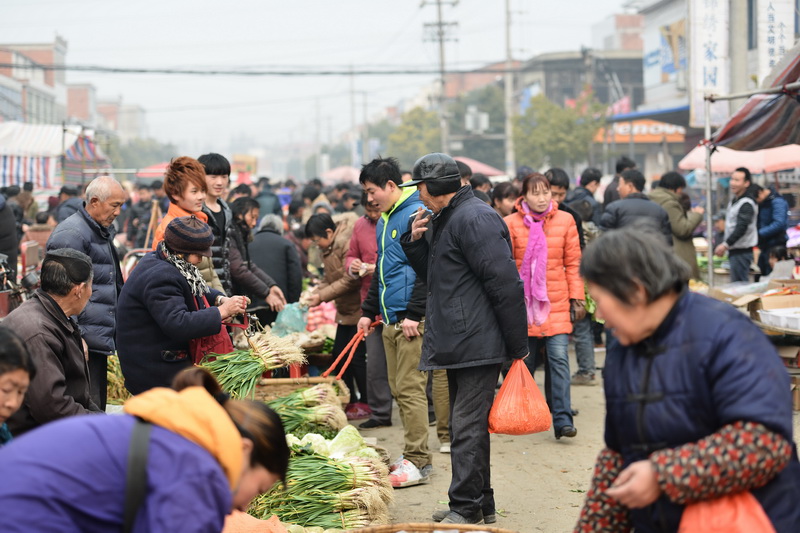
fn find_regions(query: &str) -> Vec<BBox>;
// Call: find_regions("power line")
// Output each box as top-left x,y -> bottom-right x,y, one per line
0,63 -> 522,76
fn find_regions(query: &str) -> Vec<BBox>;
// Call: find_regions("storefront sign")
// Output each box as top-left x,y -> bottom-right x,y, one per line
594,120 -> 686,144
758,0 -> 795,83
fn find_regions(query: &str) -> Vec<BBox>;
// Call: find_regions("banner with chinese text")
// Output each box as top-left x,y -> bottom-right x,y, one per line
689,0 -> 731,128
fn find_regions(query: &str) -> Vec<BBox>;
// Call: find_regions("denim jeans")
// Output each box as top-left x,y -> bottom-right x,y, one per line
728,249 -> 753,283
572,316 -> 595,376
447,364 -> 500,520
525,334 -> 573,431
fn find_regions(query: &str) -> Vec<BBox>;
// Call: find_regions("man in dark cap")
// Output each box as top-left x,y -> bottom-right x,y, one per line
4,248 -> 103,436
47,176 -> 127,410
55,185 -> 83,223
401,153 -> 528,525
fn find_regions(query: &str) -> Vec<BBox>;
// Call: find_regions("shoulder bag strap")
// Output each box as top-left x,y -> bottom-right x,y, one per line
123,418 -> 152,533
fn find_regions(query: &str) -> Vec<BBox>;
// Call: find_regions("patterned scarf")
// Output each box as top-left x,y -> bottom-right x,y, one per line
519,199 -> 552,325
159,241 -> 209,298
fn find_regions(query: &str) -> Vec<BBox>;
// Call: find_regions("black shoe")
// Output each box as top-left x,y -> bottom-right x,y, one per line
428,412 -> 436,426
438,511 -> 483,524
556,425 -> 577,439
359,419 -> 391,429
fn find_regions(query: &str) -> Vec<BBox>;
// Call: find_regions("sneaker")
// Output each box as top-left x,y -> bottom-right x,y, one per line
571,372 -> 596,386
432,508 -> 495,524
439,443 -> 451,454
358,418 -> 391,429
389,455 -> 404,472
345,402 -> 372,420
389,459 -> 430,488
440,511 -> 483,524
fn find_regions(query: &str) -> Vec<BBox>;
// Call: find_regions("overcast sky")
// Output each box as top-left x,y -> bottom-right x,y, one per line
2,0 -> 627,155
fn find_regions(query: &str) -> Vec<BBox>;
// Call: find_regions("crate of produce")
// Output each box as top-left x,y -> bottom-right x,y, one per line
254,376 -> 350,407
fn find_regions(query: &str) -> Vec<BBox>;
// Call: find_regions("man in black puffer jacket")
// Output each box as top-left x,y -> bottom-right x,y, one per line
600,169 -> 672,245
47,176 -> 126,410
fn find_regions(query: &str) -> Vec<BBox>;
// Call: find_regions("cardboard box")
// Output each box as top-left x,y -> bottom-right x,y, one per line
733,293 -> 800,322
767,279 -> 800,290
707,288 -> 737,304
776,346 -> 800,368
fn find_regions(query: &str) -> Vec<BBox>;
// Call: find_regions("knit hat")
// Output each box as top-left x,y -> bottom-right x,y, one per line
164,216 -> 213,257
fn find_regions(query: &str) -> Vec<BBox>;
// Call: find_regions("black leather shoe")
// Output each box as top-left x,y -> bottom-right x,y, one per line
359,419 -> 391,429
556,425 -> 577,439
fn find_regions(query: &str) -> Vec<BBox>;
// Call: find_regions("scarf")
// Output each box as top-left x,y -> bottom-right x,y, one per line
159,240 -> 209,298
520,200 -> 552,325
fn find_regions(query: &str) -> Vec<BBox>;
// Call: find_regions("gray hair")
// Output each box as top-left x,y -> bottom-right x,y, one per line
40,249 -> 94,296
580,225 -> 689,305
258,214 -> 284,234
84,176 -> 123,202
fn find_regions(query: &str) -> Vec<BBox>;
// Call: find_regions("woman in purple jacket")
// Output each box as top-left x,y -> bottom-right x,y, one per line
0,368 -> 289,532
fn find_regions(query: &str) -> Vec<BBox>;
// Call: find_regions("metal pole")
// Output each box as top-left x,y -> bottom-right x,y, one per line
362,92 -> 369,164
503,0 -> 516,176
704,97 -> 714,286
437,0 -> 449,153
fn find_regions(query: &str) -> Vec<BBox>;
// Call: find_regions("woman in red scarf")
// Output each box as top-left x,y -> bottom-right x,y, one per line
504,173 -> 584,439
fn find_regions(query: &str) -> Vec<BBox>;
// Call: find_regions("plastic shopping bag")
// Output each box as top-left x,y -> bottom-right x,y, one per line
270,302 -> 307,337
488,359 -> 551,435
678,491 -> 775,533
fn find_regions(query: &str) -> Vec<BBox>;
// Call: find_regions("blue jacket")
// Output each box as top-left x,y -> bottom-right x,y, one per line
47,206 -> 123,355
116,251 -> 224,395
55,196 -> 84,223
0,414 -> 231,532
757,191 -> 789,250
362,188 -> 426,324
604,291 -> 800,532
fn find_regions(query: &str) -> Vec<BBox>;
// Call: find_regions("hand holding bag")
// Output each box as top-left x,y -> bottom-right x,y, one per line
189,295 -> 247,365
488,359 -> 551,435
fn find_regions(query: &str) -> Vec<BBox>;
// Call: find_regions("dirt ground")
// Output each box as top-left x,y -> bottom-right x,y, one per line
359,348 -> 800,533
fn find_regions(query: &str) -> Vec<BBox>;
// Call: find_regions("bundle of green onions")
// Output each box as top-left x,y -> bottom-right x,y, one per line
249,453 -> 392,528
267,402 -> 347,439
200,331 -> 307,399
106,354 -> 132,405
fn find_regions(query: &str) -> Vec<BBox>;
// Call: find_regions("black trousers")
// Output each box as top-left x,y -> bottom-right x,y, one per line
87,350 -> 108,411
330,324 -> 368,404
447,363 -> 501,520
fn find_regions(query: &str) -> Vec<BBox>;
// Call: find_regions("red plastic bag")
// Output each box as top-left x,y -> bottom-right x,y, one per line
488,359 -> 551,434
678,491 -> 775,533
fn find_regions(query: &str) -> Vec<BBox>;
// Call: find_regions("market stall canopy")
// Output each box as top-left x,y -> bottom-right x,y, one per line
711,43 -> 800,151
679,144 -> 800,173
453,156 -> 504,176
321,166 -> 360,185
135,162 -> 169,180
0,121 -> 108,188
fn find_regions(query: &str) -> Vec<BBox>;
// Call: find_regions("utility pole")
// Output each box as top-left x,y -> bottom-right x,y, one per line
423,0 -> 458,154
350,65 -> 358,166
504,0 -> 515,176
361,92 -> 369,165
315,98 -> 321,176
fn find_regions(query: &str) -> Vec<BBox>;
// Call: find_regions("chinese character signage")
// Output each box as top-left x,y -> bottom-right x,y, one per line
758,0 -> 795,83
689,0 -> 730,128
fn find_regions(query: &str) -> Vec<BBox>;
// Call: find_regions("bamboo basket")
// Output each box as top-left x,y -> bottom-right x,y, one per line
253,376 -> 350,406
348,524 -> 519,533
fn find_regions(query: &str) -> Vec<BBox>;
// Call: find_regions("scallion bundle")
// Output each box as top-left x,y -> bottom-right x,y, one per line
249,453 -> 392,528
200,331 -> 307,399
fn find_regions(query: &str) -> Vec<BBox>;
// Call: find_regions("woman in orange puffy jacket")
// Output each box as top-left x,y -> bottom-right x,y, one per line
504,173 -> 584,440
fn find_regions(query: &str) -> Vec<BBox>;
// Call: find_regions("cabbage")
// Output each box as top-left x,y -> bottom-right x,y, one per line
327,425 -> 365,458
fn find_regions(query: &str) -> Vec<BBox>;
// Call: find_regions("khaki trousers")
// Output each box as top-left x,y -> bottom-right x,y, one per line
382,322 -> 431,469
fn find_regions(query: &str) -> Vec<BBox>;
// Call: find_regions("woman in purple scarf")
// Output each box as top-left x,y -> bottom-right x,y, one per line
504,173 -> 584,439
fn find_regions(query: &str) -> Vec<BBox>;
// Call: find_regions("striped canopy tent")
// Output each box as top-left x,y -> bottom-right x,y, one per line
0,121 -> 110,189
711,44 -> 800,151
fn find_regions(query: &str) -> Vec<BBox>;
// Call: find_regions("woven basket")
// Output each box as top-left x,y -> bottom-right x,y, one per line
253,376 -> 350,406
348,523 -> 518,533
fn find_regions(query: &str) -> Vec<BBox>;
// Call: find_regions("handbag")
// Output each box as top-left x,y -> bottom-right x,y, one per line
488,359 -> 551,435
678,491 -> 776,533
188,295 -> 247,365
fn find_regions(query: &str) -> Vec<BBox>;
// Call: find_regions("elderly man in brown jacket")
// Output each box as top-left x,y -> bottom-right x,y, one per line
4,249 -> 103,436
649,171 -> 704,279
304,212 -> 368,416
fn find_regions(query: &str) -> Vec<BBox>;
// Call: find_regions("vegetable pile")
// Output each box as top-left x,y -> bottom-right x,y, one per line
266,383 -> 348,439
201,329 -> 307,399
250,426 -> 392,529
